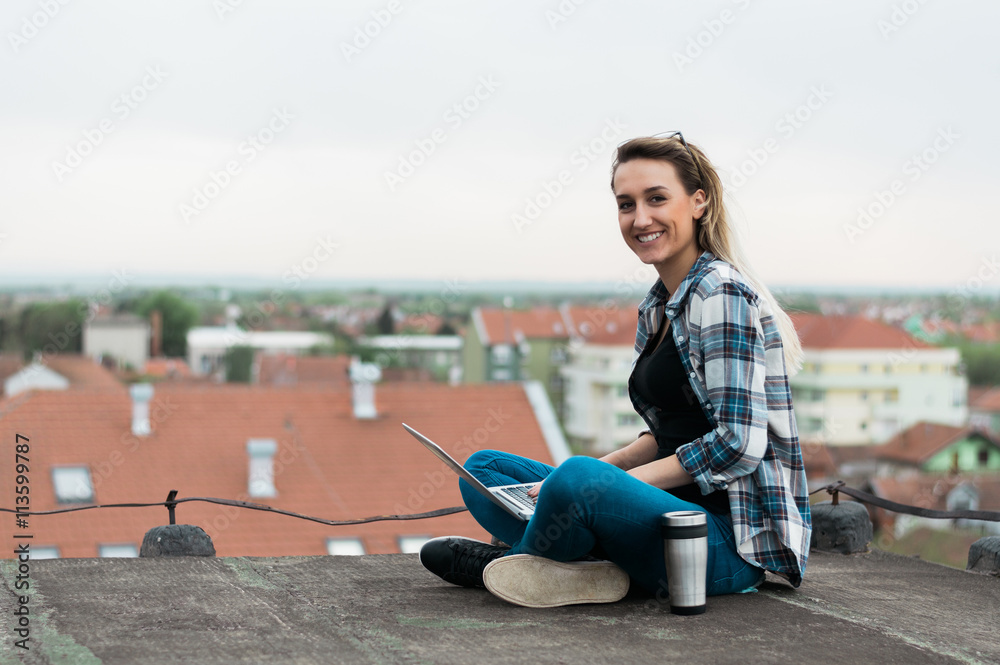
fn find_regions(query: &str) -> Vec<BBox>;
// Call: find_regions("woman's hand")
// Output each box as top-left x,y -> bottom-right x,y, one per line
527,481 -> 543,499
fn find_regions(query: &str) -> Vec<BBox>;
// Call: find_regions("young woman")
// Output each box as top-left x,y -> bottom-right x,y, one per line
420,132 -> 812,608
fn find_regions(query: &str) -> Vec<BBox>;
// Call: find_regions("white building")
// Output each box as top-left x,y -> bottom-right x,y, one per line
356,335 -> 462,381
83,314 -> 150,370
187,326 -> 334,377
4,362 -> 69,397
558,306 -> 640,455
790,313 -> 967,446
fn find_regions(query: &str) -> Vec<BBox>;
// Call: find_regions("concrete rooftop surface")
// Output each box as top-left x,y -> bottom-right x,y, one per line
2,550 -> 998,665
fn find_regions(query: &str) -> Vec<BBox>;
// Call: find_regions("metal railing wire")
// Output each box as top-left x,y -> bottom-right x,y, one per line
2,489 -> 467,526
3,481 -> 998,527
811,480 -> 1000,522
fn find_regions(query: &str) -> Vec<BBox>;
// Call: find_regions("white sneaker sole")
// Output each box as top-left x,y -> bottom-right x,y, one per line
482,554 -> 630,608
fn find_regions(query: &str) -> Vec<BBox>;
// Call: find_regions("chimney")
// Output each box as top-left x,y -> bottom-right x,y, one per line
130,383 -> 154,436
350,357 -> 382,419
246,438 -> 278,498
150,310 -> 162,358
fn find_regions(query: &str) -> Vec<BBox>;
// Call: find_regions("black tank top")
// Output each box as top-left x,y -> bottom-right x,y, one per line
632,321 -> 730,515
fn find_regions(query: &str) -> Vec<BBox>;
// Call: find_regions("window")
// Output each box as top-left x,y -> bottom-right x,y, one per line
99,544 -> 138,558
616,413 -> 640,427
810,389 -> 825,402
860,391 -> 869,402
398,535 -> 430,554
859,364 -> 869,374
32,546 -> 60,560
491,344 -> 512,365
52,467 -> 94,504
550,347 -> 568,364
979,447 -> 991,467
490,369 -> 512,381
616,384 -> 628,398
326,538 -> 365,556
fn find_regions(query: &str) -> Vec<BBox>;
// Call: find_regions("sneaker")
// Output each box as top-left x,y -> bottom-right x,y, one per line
418,536 -> 509,588
482,554 -> 630,608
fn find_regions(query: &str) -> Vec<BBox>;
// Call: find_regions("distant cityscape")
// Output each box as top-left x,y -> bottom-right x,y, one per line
1,283 -> 998,568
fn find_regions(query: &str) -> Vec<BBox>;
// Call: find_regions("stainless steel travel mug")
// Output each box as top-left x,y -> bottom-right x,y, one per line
661,510 -> 707,615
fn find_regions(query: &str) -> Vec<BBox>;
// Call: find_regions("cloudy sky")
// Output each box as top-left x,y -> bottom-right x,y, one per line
1,0 -> 997,293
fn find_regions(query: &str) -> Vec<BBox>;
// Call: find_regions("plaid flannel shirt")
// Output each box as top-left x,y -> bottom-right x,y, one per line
629,250 -> 811,587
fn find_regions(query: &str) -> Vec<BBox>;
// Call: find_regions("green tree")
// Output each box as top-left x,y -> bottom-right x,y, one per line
224,345 -> 254,383
958,341 -> 1000,386
136,291 -> 199,357
376,304 -> 395,335
18,300 -> 87,356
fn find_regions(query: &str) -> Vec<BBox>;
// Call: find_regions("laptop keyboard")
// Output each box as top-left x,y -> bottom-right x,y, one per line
498,485 -> 537,510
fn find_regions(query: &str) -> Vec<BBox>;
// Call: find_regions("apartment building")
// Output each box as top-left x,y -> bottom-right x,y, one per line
790,313 -> 967,446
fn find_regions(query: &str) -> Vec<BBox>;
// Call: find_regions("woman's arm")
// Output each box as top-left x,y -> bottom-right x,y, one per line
599,432 -> 658,471
626,454 -> 693,490
674,281 -> 769,495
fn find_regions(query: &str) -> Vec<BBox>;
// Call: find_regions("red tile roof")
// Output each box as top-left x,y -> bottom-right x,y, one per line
800,441 -> 838,479
0,382 -> 554,558
477,307 -> 568,344
564,306 -> 638,346
44,354 -> 125,391
143,358 -> 194,379
255,353 -> 351,388
868,474 -> 1000,528
477,305 -> 639,347
0,353 -> 25,386
870,421 -> 998,466
790,313 -> 931,350
970,386 -> 1000,413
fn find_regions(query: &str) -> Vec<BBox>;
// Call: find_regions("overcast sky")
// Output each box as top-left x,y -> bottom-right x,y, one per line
1,0 -> 998,294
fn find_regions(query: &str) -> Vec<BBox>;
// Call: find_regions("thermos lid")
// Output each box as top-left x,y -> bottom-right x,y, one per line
661,510 -> 707,539
661,510 -> 706,527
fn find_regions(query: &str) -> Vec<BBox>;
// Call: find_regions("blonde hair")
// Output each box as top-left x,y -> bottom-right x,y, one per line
611,135 -> 803,374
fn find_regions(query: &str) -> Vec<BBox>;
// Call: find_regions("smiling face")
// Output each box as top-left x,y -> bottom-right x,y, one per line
613,158 -> 706,292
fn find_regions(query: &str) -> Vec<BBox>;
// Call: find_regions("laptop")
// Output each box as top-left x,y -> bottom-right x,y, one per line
402,423 -> 538,520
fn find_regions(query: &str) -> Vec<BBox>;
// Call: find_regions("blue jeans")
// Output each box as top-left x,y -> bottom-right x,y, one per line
459,451 -> 765,597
